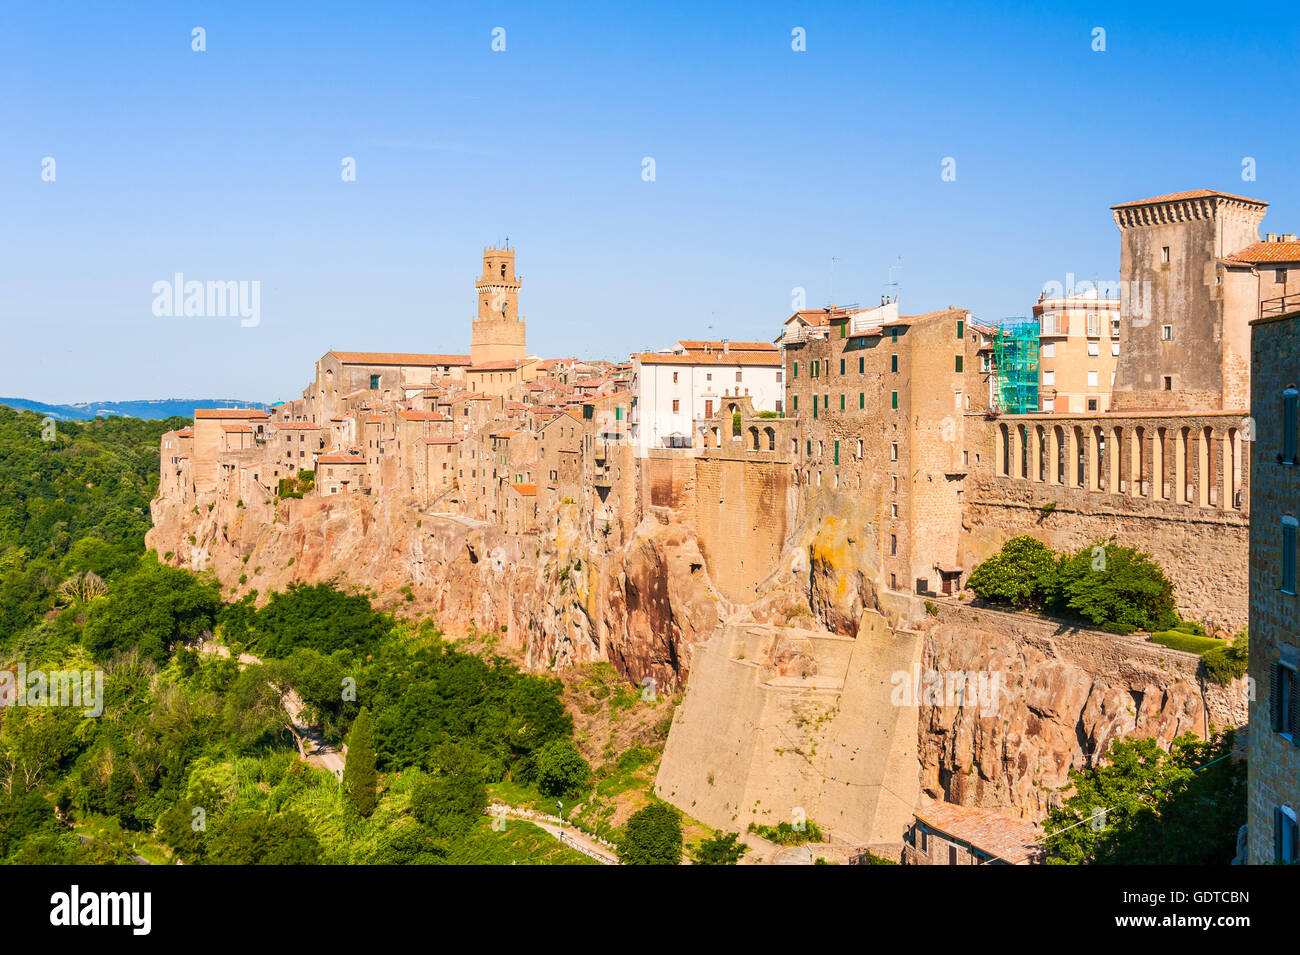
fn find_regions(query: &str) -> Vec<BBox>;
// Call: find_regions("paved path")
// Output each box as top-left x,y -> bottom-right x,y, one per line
487,804 -> 620,865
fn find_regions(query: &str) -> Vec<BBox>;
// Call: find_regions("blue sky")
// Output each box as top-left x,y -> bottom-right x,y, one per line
2,1 -> 1297,403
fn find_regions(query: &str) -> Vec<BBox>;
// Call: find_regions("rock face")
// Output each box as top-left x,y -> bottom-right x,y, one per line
149,481 -> 1249,832
147,490 -> 724,693
916,602 -> 1249,819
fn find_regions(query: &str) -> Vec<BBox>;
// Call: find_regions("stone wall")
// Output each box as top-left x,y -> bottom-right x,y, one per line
655,612 -> 923,846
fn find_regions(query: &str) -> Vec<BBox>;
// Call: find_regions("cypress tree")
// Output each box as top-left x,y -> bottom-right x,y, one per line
342,707 -> 378,817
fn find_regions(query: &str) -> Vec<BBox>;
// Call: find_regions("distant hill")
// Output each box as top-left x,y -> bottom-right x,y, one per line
0,397 -> 271,421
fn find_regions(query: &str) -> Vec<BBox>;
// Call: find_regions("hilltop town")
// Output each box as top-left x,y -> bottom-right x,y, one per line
148,189 -> 1300,865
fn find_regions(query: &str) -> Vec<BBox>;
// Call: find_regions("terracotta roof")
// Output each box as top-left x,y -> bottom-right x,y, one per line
676,340 -> 778,353
635,352 -> 781,367
1225,240 -> 1300,265
329,351 -> 471,367
784,306 -> 863,327
914,799 -> 1042,865
316,449 -> 364,464
511,482 -> 537,495
396,409 -> 449,421
195,408 -> 268,419
221,424 -> 254,433
492,430 -> 522,439
421,436 -> 463,446
176,427 -> 194,437
1111,189 -> 1266,209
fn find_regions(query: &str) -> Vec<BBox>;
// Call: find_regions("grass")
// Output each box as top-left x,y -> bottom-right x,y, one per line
446,817 -> 601,865
1148,630 -> 1226,655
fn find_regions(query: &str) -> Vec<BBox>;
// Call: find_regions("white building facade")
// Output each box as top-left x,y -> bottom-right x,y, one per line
629,341 -> 784,456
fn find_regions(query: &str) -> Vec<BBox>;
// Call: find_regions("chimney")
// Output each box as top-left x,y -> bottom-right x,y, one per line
1284,234 -> 1298,242
722,340 -> 729,354
1266,233 -> 1279,242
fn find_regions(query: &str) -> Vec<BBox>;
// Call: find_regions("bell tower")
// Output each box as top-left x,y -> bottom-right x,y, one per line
471,246 -> 526,365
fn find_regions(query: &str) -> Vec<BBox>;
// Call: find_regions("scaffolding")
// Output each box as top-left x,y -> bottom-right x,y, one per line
992,317 -> 1040,414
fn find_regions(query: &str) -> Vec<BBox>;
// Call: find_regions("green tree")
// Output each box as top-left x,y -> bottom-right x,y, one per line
1046,542 -> 1177,632
409,770 -> 488,841
207,809 -> 322,865
533,738 -> 590,799
1043,731 -> 1244,865
82,554 -> 222,663
965,536 -> 1056,607
342,707 -> 378,817
693,831 -> 747,865
618,803 -> 682,865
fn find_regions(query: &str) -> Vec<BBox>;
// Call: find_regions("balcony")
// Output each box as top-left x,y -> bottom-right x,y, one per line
1261,292 -> 1300,319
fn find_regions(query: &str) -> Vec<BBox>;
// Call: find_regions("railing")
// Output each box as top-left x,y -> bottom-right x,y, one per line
1261,293 -> 1300,318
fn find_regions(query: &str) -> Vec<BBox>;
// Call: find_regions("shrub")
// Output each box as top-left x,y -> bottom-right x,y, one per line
1202,634 -> 1249,685
966,536 -> 1056,607
693,832 -> 748,865
533,738 -> 591,798
618,803 -> 683,865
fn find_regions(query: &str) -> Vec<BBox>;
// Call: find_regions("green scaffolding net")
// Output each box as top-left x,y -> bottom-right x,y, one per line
992,317 -> 1040,414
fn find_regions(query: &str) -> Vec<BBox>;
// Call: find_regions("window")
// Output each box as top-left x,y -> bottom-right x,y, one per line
776,371 -> 783,383
891,354 -> 898,373
672,399 -> 680,413
1041,312 -> 1058,335
891,502 -> 898,517
1162,325 -> 1173,341
1112,343 -> 1120,357
840,323 -> 846,338
948,845 -> 959,866
840,394 -> 845,411
793,361 -> 798,379
1284,517 -> 1298,594
1087,398 -> 1098,411
1161,246 -> 1170,263
859,393 -> 865,409
1284,387 -> 1298,463
859,357 -> 864,374
1279,268 -> 1290,285
840,359 -> 845,375
793,395 -> 798,412
1163,376 -> 1173,390
1043,370 -> 1055,386
955,355 -> 963,373
736,371 -> 742,383
890,442 -> 898,462
1272,657 -> 1298,739
834,441 -> 840,465
1041,342 -> 1055,358
857,439 -> 863,458
1086,312 -> 1100,337
891,328 -> 899,343
956,319 -> 964,339
370,374 -> 380,389
1087,342 -> 1099,357
1087,370 -> 1099,387
892,475 -> 898,492
1278,806 -> 1299,864
890,534 -> 897,555
891,391 -> 899,409
1111,318 -> 1121,338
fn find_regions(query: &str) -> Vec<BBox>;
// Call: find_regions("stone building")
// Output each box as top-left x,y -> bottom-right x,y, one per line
783,302 -> 981,595
1110,190 -> 1269,413
1033,289 -> 1121,413
471,247 -> 527,366
905,799 -> 1042,865
1246,305 -> 1300,865
310,350 -> 469,422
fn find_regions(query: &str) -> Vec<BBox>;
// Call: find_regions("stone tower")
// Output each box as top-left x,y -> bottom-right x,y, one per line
471,247 -> 526,365
1109,190 -> 1266,412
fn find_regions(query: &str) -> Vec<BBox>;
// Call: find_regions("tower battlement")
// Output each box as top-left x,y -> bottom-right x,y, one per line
471,247 -> 526,365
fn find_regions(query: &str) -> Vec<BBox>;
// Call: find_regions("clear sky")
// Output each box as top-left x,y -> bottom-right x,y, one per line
2,1 -> 1297,403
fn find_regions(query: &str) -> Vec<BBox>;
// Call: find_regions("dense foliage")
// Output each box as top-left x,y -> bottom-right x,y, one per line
966,536 -> 1178,633
693,831 -> 747,865
617,803 -> 683,865
1043,732 -> 1245,865
0,409 -> 592,865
